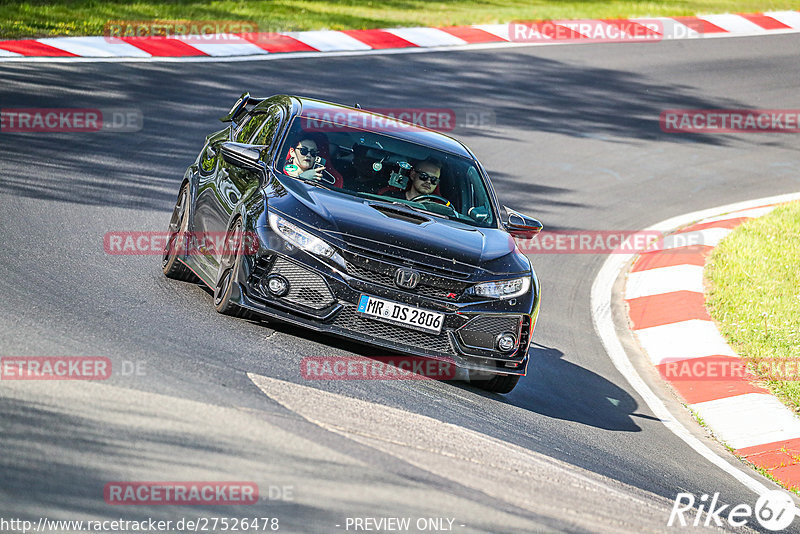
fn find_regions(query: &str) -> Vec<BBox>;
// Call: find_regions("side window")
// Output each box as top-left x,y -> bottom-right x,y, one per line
234,113 -> 264,144
466,166 -> 492,224
252,106 -> 284,159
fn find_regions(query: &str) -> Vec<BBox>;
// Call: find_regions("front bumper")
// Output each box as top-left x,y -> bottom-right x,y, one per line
232,230 -> 538,376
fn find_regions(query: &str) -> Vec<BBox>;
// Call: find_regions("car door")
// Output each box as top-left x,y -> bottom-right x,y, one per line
203,105 -> 284,271
191,132 -> 227,277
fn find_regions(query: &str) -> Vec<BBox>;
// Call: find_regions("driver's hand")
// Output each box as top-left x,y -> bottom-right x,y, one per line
299,167 -> 325,180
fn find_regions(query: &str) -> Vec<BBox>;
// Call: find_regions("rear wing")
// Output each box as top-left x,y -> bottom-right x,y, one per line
219,92 -> 267,123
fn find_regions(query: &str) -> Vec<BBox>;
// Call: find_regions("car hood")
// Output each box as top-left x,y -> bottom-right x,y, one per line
265,177 -> 530,275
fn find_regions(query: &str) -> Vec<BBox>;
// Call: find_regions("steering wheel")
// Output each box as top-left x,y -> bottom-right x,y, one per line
410,194 -> 451,206
410,194 -> 458,216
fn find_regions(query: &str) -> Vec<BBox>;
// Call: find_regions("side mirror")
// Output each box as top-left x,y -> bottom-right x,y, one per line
503,206 -> 543,239
220,142 -> 265,171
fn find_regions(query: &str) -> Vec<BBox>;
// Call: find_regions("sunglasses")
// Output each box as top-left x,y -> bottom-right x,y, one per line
295,146 -> 319,157
414,171 -> 440,185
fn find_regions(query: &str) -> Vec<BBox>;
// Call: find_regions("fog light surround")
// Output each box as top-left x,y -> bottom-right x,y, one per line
264,274 -> 289,297
496,332 -> 517,353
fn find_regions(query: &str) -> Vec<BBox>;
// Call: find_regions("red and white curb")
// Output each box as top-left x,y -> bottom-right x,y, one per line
592,192 -> 800,501
1,11 -> 799,61
626,200 -> 800,490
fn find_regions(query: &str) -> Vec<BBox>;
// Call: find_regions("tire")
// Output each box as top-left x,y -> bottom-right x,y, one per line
213,219 -> 252,318
469,371 -> 521,394
162,184 -> 200,282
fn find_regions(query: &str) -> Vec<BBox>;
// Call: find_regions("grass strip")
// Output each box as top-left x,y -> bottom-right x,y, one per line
2,1 -> 800,39
706,201 -> 800,411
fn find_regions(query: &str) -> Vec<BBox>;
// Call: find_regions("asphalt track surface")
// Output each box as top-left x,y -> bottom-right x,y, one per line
2,34 -> 800,533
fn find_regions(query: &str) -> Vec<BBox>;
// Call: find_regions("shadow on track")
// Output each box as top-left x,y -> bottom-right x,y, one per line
458,342 -> 660,432
0,394 -> 350,529
0,49 -> 754,210
0,397 -> 301,519
224,304 -> 653,433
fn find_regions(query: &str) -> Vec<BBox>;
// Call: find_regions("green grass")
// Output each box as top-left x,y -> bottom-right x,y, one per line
1,0 -> 800,39
706,201 -> 800,411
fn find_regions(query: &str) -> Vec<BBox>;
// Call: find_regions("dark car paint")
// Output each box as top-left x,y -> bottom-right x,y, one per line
265,186 -> 531,274
175,95 -> 541,377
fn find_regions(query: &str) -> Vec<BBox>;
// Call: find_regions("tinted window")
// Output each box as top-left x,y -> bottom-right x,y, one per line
234,113 -> 262,144
276,116 -> 497,228
252,106 -> 284,156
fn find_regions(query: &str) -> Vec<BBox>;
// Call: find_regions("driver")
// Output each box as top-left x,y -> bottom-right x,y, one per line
389,157 -> 445,202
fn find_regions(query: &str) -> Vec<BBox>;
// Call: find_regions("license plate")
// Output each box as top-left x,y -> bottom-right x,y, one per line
357,295 -> 444,334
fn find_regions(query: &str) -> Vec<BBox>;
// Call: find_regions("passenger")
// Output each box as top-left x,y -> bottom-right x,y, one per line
284,138 -> 324,180
283,134 -> 344,187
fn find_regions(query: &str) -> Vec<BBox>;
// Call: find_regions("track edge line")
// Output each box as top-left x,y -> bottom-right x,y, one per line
590,191 -> 800,500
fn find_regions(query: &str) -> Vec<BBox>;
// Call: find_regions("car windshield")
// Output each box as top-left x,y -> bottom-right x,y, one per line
275,115 -> 497,228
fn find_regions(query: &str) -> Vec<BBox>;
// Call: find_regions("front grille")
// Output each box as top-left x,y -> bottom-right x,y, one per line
345,260 -> 394,286
343,255 -> 470,300
265,257 -> 335,310
331,304 -> 455,356
345,243 -> 472,279
456,315 -> 522,350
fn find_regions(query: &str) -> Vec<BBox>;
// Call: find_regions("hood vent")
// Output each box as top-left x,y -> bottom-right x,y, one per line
369,203 -> 430,225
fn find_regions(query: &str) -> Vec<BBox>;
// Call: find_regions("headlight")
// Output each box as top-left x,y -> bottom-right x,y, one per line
467,277 -> 530,299
268,212 -> 334,258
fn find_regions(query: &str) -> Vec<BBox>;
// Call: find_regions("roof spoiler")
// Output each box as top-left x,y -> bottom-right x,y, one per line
220,92 -> 267,123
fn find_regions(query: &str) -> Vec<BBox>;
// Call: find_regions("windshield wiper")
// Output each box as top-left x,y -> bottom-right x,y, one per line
356,192 -> 451,220
387,201 -> 449,219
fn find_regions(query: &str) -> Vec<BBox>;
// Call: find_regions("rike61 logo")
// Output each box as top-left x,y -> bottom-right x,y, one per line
669,490 -> 796,530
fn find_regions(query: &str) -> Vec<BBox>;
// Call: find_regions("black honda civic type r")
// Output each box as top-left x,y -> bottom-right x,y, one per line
162,94 -> 543,393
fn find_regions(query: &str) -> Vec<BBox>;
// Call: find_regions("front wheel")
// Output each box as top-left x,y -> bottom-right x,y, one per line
213,219 -> 251,318
468,371 -> 521,394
